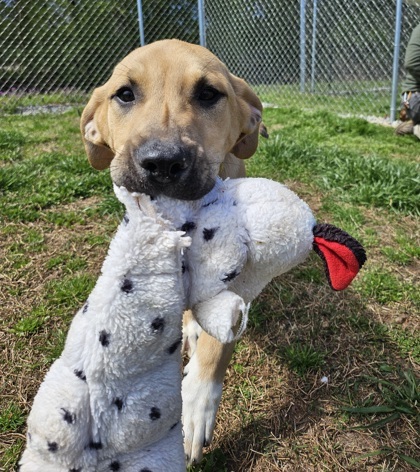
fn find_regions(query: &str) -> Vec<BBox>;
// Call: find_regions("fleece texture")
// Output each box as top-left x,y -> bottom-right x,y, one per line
19,187 -> 190,472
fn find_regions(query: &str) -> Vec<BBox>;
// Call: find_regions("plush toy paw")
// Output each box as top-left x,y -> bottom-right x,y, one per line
193,290 -> 249,344
113,184 -> 173,228
113,184 -> 146,215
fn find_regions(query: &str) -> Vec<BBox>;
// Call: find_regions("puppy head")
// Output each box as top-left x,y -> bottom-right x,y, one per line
81,39 -> 263,200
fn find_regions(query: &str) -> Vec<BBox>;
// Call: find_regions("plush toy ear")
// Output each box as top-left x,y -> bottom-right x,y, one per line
80,85 -> 115,170
312,223 -> 367,291
229,75 -> 266,159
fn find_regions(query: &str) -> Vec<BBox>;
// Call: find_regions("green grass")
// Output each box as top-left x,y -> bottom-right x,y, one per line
249,109 -> 419,215
357,268 -> 408,304
0,153 -> 110,221
342,367 -> 420,468
46,254 -> 87,272
0,129 -> 26,162
0,112 -> 124,224
45,274 -> 96,308
12,308 -> 49,335
188,448 -> 228,472
282,344 -> 325,377
0,404 -> 26,433
255,79 -> 393,116
1,106 -> 419,471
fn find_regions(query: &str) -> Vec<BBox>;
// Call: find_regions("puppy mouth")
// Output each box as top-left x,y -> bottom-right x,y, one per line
111,163 -> 216,201
146,176 -> 216,200
111,143 -> 217,200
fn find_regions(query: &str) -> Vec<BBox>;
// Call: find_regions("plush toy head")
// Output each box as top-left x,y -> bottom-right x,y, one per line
152,177 -> 366,344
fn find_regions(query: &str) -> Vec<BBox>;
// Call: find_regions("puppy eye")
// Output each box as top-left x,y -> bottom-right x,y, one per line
115,87 -> 135,103
197,86 -> 223,106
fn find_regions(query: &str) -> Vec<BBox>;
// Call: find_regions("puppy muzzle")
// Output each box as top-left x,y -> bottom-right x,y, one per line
126,139 -> 215,200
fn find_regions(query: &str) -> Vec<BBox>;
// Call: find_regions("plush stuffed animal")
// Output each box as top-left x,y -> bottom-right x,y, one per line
19,186 -> 190,472
153,177 -> 367,344
20,177 -> 366,472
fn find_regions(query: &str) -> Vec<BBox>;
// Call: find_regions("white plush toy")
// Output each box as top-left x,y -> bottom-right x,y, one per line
154,177 -> 367,344
19,186 -> 190,472
20,177 -> 366,472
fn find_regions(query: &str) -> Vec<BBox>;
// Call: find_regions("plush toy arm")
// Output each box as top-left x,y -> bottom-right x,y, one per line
312,223 -> 367,291
192,291 -> 249,344
113,184 -> 171,226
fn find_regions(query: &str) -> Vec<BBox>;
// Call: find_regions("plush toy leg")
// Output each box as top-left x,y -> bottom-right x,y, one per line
18,450 -> 74,472
193,291 -> 249,344
312,223 -> 367,291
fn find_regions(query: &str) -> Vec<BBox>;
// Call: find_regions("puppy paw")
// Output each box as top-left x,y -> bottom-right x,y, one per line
182,355 -> 222,465
182,314 -> 202,359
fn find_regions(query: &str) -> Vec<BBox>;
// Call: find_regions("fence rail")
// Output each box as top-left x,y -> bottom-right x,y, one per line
1,0 -> 420,119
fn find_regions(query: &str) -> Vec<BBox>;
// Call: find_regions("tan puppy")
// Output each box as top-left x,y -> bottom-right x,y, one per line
81,39 -> 265,465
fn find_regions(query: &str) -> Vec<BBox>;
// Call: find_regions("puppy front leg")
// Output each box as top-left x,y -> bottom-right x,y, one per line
182,309 -> 202,359
182,331 -> 235,465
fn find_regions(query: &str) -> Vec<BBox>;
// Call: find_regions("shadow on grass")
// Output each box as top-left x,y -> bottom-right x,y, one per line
204,261 -> 418,472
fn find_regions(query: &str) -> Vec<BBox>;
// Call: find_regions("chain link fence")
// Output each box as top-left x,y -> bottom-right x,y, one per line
1,0 -> 420,119
206,0 -> 420,119
0,0 -> 199,114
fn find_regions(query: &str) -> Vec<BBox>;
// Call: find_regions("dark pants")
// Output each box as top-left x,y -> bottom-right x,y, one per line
404,91 -> 420,125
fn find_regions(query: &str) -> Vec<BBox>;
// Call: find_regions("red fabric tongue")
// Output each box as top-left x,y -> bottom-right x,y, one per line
313,237 -> 361,290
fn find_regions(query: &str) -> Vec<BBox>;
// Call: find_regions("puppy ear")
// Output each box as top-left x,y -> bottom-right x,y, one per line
80,85 -> 114,170
229,75 -> 264,159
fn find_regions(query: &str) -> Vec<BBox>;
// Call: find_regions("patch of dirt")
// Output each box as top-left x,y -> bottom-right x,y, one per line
14,105 -> 74,116
338,113 -> 397,128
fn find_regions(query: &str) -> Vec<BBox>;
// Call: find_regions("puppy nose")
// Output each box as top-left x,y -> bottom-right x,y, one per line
138,141 -> 190,184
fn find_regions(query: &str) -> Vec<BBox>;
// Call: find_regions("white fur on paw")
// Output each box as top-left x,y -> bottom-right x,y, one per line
182,355 -> 222,465
182,317 -> 202,358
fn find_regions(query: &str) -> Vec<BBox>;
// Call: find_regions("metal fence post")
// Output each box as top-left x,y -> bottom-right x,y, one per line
136,0 -> 145,46
310,0 -> 319,93
300,0 -> 306,93
390,0 -> 403,122
198,0 -> 206,47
